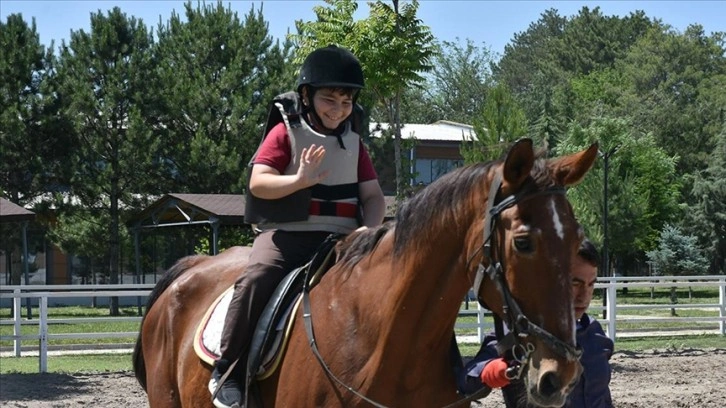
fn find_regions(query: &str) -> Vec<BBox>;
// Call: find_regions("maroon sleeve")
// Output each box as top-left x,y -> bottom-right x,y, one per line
253,122 -> 291,174
358,140 -> 378,182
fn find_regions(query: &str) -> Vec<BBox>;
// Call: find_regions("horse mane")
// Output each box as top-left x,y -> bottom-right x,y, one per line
335,222 -> 393,268
393,162 -> 496,255
394,149 -> 553,256
132,253 -> 209,390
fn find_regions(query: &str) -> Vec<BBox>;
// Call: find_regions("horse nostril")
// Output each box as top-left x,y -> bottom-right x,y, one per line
538,371 -> 561,399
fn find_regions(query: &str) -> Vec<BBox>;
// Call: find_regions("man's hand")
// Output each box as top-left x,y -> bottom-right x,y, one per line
480,358 -> 511,389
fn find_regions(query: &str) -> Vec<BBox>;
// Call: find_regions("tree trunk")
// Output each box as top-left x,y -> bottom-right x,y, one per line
393,90 -> 404,198
109,145 -> 120,316
91,259 -> 97,308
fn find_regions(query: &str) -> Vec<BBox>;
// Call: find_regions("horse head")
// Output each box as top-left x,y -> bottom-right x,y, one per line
474,138 -> 598,407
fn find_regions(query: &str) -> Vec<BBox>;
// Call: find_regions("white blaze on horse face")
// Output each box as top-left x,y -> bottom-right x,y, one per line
548,198 -> 564,240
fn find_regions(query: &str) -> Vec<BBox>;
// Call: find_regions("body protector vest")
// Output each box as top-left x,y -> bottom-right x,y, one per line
244,92 -> 365,234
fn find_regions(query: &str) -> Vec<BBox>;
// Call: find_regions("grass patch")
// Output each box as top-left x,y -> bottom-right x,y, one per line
1,305 -> 144,318
605,287 -> 720,305
3,334 -> 725,375
1,305 -> 142,347
0,353 -> 134,374
608,334 -> 726,351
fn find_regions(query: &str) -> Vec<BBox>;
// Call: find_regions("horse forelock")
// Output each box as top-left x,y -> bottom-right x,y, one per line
530,154 -> 558,190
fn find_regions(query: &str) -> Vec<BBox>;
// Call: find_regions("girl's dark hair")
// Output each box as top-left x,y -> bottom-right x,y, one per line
578,238 -> 601,267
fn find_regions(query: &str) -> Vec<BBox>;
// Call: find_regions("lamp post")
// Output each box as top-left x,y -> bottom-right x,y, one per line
599,145 -> 620,319
599,145 -> 620,277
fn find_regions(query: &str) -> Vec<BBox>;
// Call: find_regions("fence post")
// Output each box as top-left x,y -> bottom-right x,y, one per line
607,280 -> 617,340
39,296 -> 48,373
477,302 -> 486,342
720,278 -> 725,336
13,289 -> 21,357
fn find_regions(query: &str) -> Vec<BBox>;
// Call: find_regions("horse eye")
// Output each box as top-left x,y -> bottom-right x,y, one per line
513,237 -> 533,253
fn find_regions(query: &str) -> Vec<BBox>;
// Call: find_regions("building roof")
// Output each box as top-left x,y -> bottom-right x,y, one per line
127,193 -> 246,228
0,197 -> 36,223
127,193 -> 400,229
370,120 -> 478,142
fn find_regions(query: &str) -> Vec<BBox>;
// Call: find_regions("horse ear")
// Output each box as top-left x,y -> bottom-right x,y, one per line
550,142 -> 599,186
502,138 -> 534,188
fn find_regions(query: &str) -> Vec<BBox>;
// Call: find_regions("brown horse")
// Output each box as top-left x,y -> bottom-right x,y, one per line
133,139 -> 598,408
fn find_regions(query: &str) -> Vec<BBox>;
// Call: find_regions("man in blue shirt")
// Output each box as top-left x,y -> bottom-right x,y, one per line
465,239 -> 614,408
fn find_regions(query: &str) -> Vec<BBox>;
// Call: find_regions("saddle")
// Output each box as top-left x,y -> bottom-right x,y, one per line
195,236 -> 339,384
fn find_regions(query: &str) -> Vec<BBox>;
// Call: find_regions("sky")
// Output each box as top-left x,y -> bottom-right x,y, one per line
1,0 -> 725,58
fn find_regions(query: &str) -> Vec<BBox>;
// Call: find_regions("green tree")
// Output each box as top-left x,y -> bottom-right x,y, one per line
291,0 -> 435,198
494,8 -> 567,123
617,24 -> 726,181
557,7 -> 652,75
373,38 -> 495,125
53,7 -> 157,314
382,85 -> 438,124
495,7 -> 656,144
150,1 -> 293,193
556,117 -> 681,275
0,14 -> 72,203
425,38 -> 494,124
646,224 -> 709,315
461,83 -> 527,164
47,209 -> 126,285
688,124 -> 726,274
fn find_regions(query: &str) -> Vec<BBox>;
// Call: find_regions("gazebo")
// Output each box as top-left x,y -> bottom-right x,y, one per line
126,194 -> 248,282
0,197 -> 36,286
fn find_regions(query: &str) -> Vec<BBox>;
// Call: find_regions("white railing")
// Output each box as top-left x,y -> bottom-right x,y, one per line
1,277 -> 725,373
0,284 -> 153,372
594,275 -> 726,339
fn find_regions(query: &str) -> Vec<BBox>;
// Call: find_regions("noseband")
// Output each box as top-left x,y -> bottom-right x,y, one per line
471,171 -> 582,377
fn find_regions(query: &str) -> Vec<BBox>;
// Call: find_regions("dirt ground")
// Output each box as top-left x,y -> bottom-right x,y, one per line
1,348 -> 725,407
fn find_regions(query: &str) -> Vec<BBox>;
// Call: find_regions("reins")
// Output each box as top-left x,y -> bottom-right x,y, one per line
301,238 -> 492,408
300,170 -> 580,408
470,171 -> 582,376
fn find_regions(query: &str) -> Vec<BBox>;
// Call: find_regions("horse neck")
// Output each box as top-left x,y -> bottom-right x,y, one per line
373,182 -> 486,348
356,219 -> 480,382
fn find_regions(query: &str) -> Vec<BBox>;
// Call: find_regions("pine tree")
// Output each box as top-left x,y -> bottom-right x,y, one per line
150,1 -> 294,194
688,124 -> 726,273
54,7 -> 156,315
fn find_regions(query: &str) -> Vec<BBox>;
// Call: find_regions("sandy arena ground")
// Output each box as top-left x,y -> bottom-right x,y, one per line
1,348 -> 725,407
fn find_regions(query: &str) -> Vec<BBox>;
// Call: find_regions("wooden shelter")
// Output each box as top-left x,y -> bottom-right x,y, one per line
0,197 -> 36,290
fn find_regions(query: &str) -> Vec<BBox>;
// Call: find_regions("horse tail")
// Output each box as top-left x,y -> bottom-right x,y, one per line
132,254 -> 209,391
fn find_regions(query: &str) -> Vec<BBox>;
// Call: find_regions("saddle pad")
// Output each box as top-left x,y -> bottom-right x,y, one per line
193,285 -> 302,379
194,286 -> 234,366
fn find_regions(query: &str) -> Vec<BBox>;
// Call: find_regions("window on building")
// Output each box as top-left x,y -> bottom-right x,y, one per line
413,158 -> 463,185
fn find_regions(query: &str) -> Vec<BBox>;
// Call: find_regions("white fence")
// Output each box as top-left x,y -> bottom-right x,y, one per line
1,276 -> 725,373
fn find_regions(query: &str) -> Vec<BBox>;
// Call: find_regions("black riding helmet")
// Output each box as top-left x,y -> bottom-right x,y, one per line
296,45 -> 365,92
297,45 -> 364,140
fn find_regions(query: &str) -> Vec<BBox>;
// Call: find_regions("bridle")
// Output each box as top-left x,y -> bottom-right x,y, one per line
299,170 -> 581,408
470,171 -> 582,379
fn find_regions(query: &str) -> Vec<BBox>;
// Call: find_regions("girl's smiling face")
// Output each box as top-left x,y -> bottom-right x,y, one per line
310,88 -> 354,130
